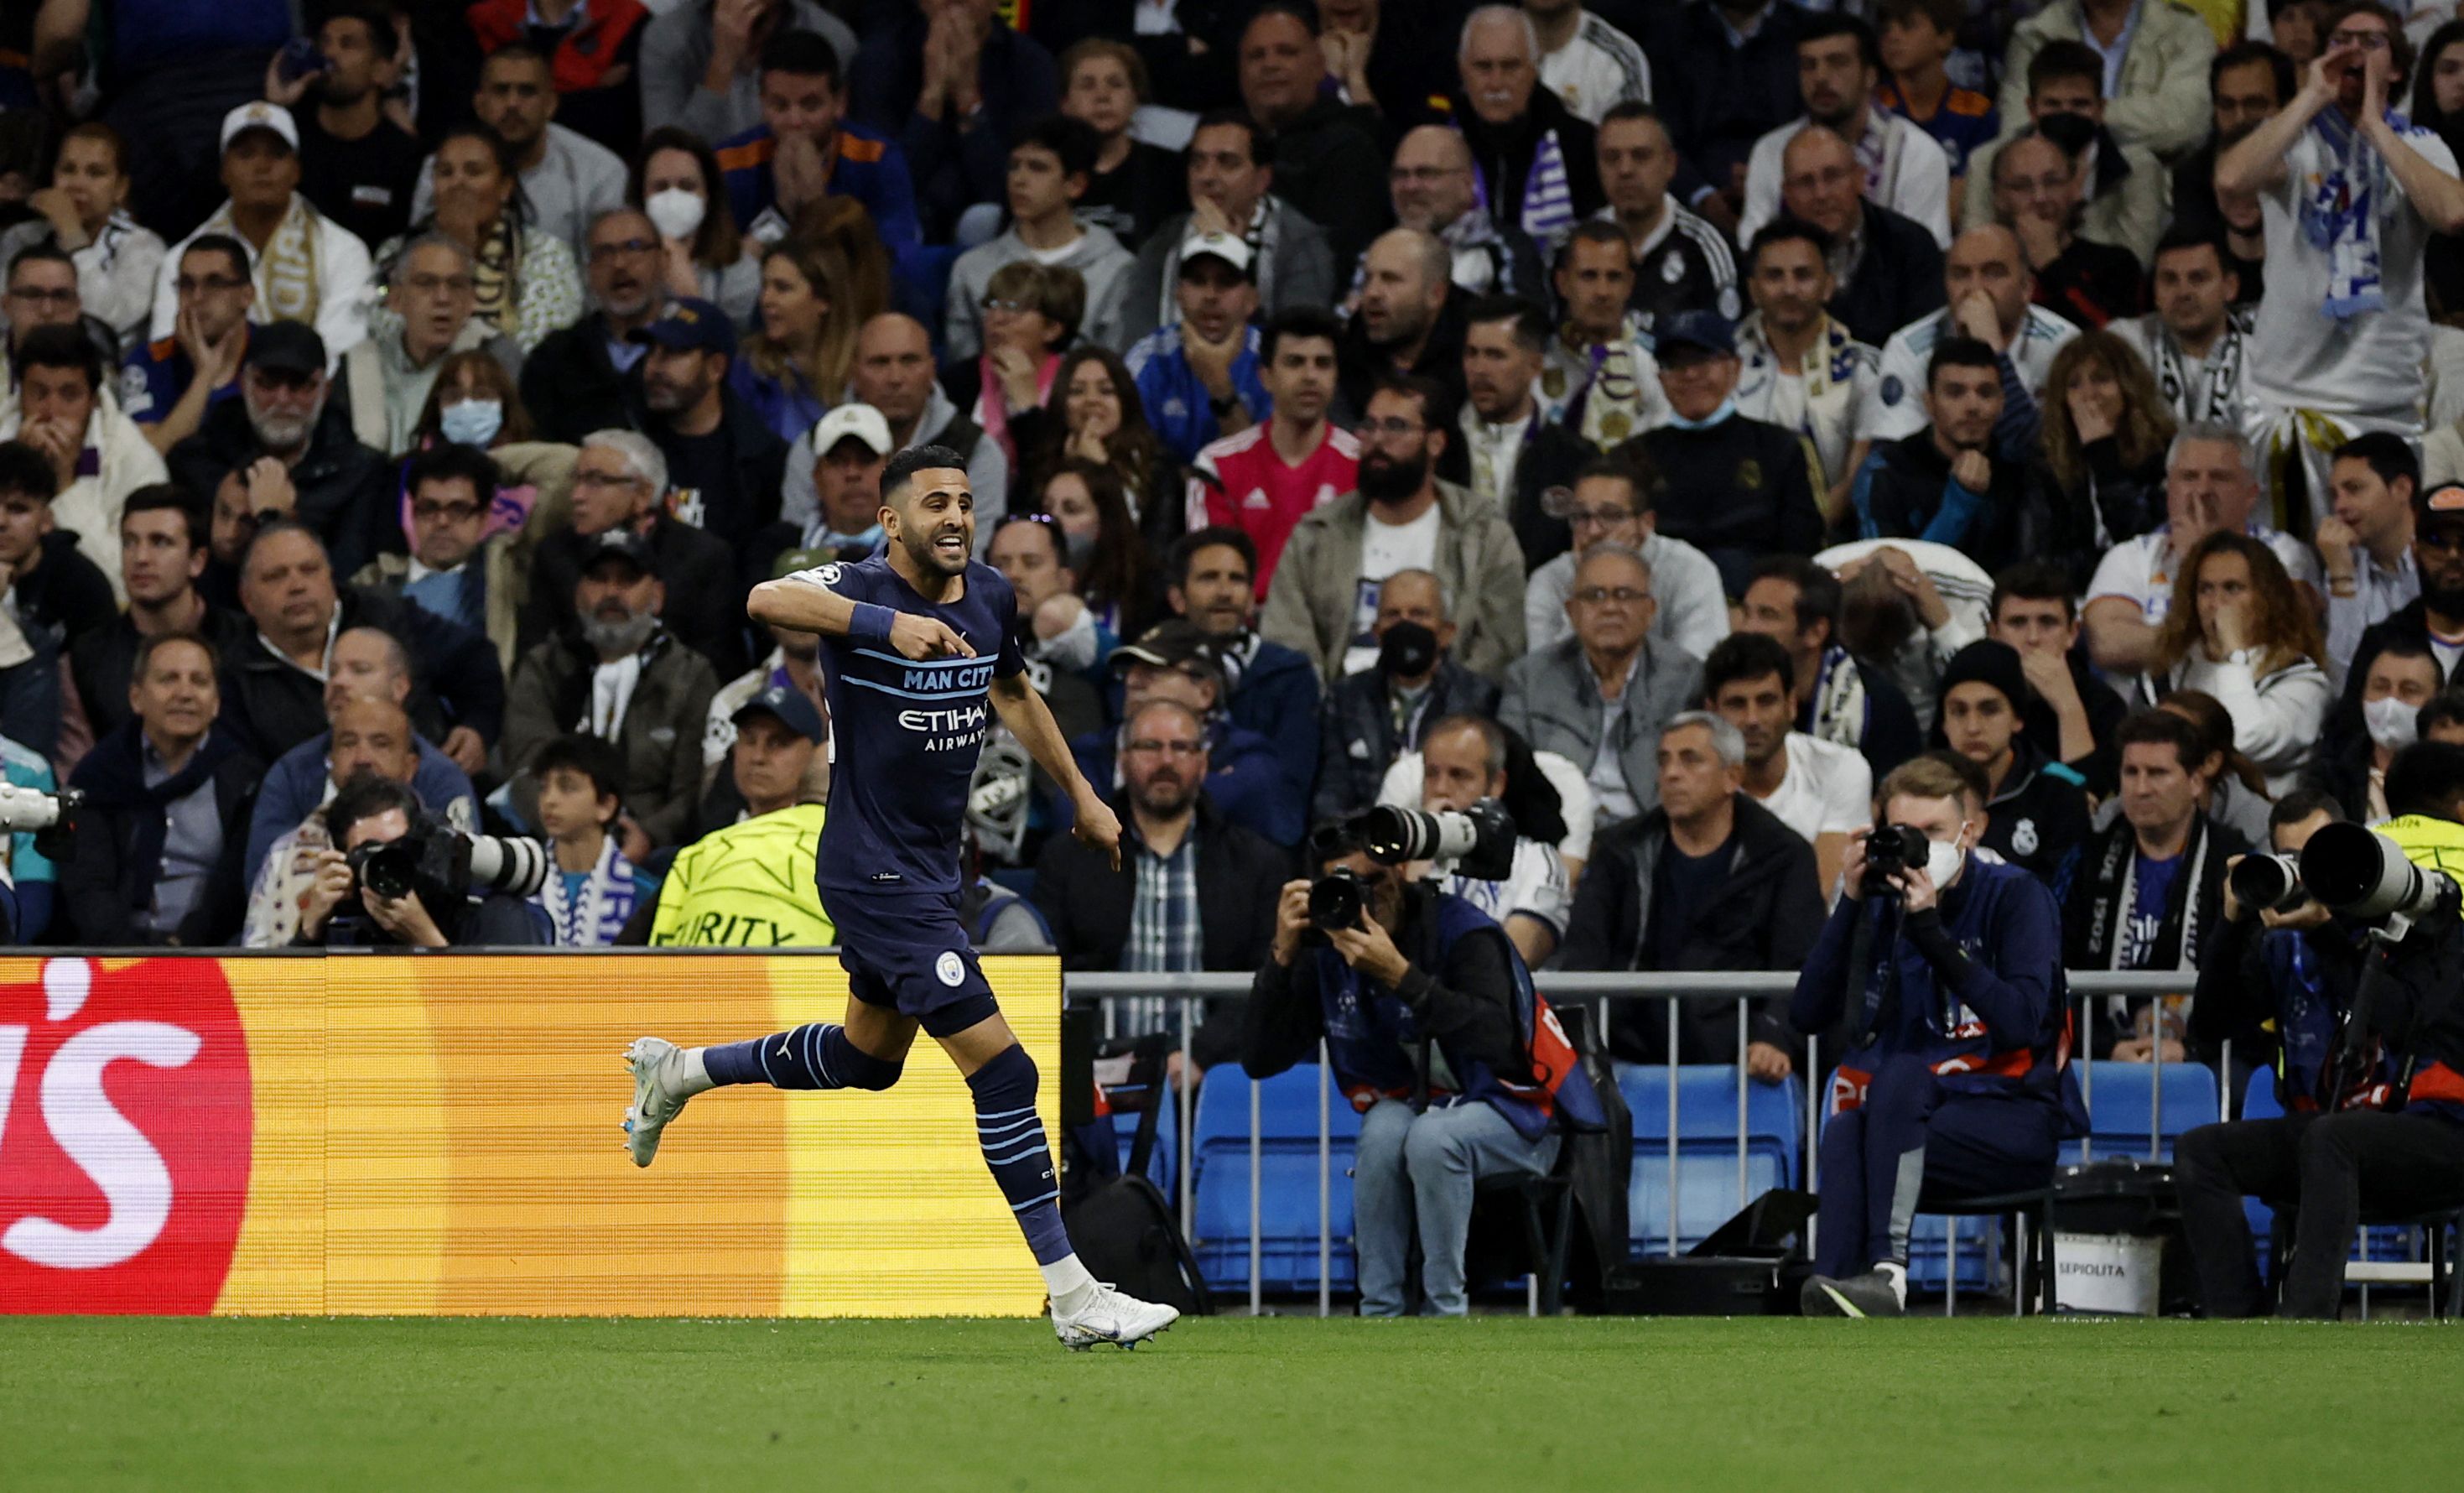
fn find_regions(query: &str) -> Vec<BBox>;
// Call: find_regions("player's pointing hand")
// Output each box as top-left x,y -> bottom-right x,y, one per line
1073,791 -> 1124,871
889,613 -> 976,660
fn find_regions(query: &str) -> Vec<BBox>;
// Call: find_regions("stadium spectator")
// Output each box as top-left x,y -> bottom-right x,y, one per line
1740,15 -> 1952,249
166,322 -> 395,585
1385,126 -> 1547,306
1313,569 -> 1502,820
522,208 -> 663,446
1528,0 -> 1652,127
1794,751 -> 2086,1318
1859,225 -> 2079,450
120,236 -> 254,454
2150,686 -> 2279,850
703,548 -> 831,791
1162,526 -> 1320,804
1989,125 -> 2144,330
2307,637 -> 2441,821
149,102 -> 375,362
1032,694 -> 1286,981
2342,481 -> 2464,727
1734,217 -> 1881,498
1998,0 -> 2217,160
1338,229 -> 1471,423
2220,3 -> 2462,528
0,237 -> 95,384
70,486 -> 253,742
944,261 -> 1084,474
1618,310 -> 1826,596
1988,561 -> 2129,785
945,117 -> 1132,363
405,44 -> 626,268
1125,228 -> 1270,471
2065,708 -> 2250,1059
1412,712 -> 1572,966
1056,38 -> 1187,248
1071,620 -> 1303,850
507,528 -> 722,855
1244,813 -> 1570,1318
1819,537 -> 1994,727
1264,377 -> 1525,684
1848,336 -> 2035,572
630,127 -> 762,327
1771,127 -> 1947,352
1704,632 -> 1873,897
638,0 -> 858,149
1238,5 -> 1389,270
2316,433 -> 2422,689
1961,43 -> 2170,268
1647,0 -> 1812,231
1735,553 -> 1926,780
1449,6 -> 1605,252
466,0 -> 652,159
240,693 -> 439,947
774,312 -> 1008,543
224,521 -> 502,769
1457,296 -> 1590,572
715,29 -> 922,261
1501,542 -> 1702,825
1539,222 -> 1666,451
2171,42 -> 2293,242
2141,531 -> 2331,794
339,235 -> 522,456
1524,459 -> 1725,663
1561,710 -> 1825,1072
2023,330 -> 2177,590
0,440 -> 112,753
528,731 -> 656,947
386,126 -> 586,354
1187,306 -> 1356,597
60,631 -> 258,946
8,325 -> 160,607
293,773 -> 544,947
272,4 -> 425,255
1015,346 -> 1185,561
2087,424 -> 2323,676
625,297 -> 788,557
1307,0 -> 1444,131
2110,229 -> 2260,431
0,122 -> 164,353
351,444 -> 527,676
1588,103 -> 1738,338
241,624 -> 480,890
1934,638 -> 2091,886
985,512 -> 1107,729
1874,0 -> 1999,185
1115,109 -> 1339,351
643,685 -> 834,946
848,0 -> 1059,242
1031,460 -> 1159,649
793,403 -> 893,559
730,238 -> 860,448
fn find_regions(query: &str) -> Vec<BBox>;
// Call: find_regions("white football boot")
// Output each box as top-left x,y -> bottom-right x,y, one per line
1052,1283 -> 1181,1350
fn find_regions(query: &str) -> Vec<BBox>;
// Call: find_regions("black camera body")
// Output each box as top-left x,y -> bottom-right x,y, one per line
1862,824 -> 1931,897
1307,867 -> 1373,932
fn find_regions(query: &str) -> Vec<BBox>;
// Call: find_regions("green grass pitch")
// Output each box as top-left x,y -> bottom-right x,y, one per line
5,1316 -> 2461,1490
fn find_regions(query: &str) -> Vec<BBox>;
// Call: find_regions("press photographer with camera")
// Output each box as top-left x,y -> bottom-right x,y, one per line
293,775 -> 548,948
1791,752 -> 2088,1318
1243,804 -> 1602,1317
2175,749 -> 2464,1319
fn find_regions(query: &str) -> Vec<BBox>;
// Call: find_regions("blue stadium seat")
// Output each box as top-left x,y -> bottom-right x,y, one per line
1188,1064 -> 1362,1294
2061,1059 -> 2220,1164
1617,1063 -> 1804,1255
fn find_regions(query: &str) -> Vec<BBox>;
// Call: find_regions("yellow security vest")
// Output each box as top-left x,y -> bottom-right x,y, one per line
2371,814 -> 2464,915
648,803 -> 837,947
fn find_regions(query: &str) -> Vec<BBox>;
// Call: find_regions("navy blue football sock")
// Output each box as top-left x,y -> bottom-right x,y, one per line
967,1044 -> 1072,1266
701,1025 -> 904,1090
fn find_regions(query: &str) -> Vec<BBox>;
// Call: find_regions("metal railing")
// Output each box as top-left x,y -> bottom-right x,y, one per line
1067,969 -> 2226,1317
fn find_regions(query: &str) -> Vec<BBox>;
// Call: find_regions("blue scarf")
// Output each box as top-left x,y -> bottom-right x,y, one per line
2300,107 -> 2425,320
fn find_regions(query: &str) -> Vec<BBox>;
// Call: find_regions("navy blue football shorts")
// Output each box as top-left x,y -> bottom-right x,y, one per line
820,887 -> 1001,1038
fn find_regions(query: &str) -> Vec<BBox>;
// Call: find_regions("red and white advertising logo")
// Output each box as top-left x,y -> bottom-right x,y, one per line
0,959 -> 252,1313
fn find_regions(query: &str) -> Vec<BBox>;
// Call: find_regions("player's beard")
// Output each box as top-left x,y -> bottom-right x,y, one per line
901,519 -> 973,577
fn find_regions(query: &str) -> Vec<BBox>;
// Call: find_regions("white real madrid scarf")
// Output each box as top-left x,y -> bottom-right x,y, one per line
2149,308 -> 2251,425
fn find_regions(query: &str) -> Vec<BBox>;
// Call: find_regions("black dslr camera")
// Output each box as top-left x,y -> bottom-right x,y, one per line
1307,799 -> 1517,933
1862,824 -> 1931,897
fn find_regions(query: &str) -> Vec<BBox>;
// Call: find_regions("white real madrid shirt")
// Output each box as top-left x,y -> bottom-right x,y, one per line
1856,304 -> 2081,444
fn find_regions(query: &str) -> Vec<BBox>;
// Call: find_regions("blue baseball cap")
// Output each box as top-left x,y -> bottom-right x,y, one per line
1656,310 -> 1735,358
731,685 -> 824,746
629,297 -> 737,355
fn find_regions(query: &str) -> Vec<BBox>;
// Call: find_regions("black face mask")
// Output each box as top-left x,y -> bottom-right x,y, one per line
1376,620 -> 1439,678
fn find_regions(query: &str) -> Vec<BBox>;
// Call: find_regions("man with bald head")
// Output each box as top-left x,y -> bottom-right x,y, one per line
1450,5 -> 1604,249
522,207 -> 667,445
1387,125 -> 1546,305
782,313 -> 1006,543
1858,223 -> 2080,448
1776,126 -> 1946,347
242,623 -> 482,887
1338,228 -> 1470,419
1738,13 -> 1952,249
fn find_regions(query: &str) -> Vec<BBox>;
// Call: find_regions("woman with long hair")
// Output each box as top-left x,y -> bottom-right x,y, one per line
730,237 -> 861,446
629,126 -> 759,324
1036,458 -> 1160,641
2028,332 -> 2175,586
377,127 -> 581,351
2150,531 -> 2330,795
2413,20 -> 2464,319
1017,345 -> 1186,558
2153,688 -> 2274,846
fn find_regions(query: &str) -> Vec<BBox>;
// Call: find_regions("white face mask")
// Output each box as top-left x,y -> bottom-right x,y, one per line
2364,694 -> 2420,752
645,187 -> 706,242
1926,826 -> 1969,888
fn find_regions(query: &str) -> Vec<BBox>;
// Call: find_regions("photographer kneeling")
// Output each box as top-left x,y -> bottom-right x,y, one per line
1245,809 -> 1600,1317
295,777 -> 548,948
1792,753 -> 2087,1318
2175,750 -> 2464,1319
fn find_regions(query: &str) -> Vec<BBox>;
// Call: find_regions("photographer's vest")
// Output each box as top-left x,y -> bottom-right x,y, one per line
1313,894 -> 1604,1142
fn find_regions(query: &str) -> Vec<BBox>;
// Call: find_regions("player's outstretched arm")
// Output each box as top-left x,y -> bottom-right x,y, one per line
989,672 -> 1120,869
747,579 -> 975,659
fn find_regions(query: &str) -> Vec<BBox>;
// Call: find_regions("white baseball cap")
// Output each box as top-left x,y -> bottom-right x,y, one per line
1179,230 -> 1254,276
221,101 -> 301,154
811,403 -> 894,457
